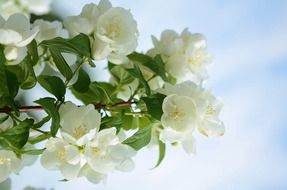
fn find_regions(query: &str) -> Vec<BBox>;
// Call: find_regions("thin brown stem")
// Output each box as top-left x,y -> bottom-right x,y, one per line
0,101 -> 137,113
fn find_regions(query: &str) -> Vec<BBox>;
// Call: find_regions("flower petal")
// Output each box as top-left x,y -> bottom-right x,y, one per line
40,150 -> 59,170
80,164 -> 106,184
59,163 -> 81,180
182,133 -> 196,154
0,29 -> 22,45
64,145 -> 80,165
5,13 -> 30,34
16,27 -> 39,47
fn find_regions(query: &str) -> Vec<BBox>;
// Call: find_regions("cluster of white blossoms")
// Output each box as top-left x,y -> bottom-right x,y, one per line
148,29 -> 212,84
0,0 -> 224,185
40,102 -> 136,183
0,0 -> 52,19
158,81 -> 224,154
63,0 -> 138,63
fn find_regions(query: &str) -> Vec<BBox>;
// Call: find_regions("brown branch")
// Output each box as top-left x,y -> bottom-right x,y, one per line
0,101 -> 137,113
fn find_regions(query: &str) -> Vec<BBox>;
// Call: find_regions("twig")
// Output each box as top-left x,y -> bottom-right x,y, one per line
0,101 -> 137,113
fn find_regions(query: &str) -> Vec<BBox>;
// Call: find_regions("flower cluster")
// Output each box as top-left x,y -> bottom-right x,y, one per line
148,29 -> 211,84
0,0 -> 224,185
41,102 -> 135,183
63,0 -> 138,63
158,81 -> 224,154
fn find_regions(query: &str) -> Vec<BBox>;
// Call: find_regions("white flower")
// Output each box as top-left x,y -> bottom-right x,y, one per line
40,138 -> 81,180
63,0 -> 137,61
59,102 -> 101,146
0,150 -> 21,183
159,94 -> 197,154
0,13 -> 39,62
161,94 -> 198,132
32,19 -> 67,43
0,0 -> 52,19
147,28 -> 211,83
85,127 -> 136,174
63,1 -> 111,37
63,6 -> 98,37
93,7 -> 138,60
0,1 -> 22,19
197,91 -> 225,137
0,113 -> 13,133
79,164 -> 107,184
20,0 -> 52,15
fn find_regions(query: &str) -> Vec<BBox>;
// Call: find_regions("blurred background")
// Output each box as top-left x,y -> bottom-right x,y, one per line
1,0 -> 287,189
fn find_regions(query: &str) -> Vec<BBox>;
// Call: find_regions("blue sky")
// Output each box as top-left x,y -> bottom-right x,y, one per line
3,0 -> 287,189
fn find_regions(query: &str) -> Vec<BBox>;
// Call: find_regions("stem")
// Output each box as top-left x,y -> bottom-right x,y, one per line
0,106 -> 43,113
31,128 -> 50,135
0,101 -> 137,113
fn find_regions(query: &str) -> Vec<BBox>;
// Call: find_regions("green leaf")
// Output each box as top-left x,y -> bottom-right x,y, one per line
71,82 -> 116,105
109,63 -> 134,85
147,55 -> 168,81
0,119 -> 34,149
0,114 -> 9,124
121,115 -> 151,130
142,93 -> 166,120
0,51 -> 19,110
123,125 -> 152,150
72,68 -> 91,93
100,116 -> 123,133
128,52 -> 152,64
49,48 -> 73,80
27,39 -> 39,65
153,139 -> 166,168
34,98 -> 60,137
37,75 -> 66,100
40,33 -> 91,58
22,148 -> 45,155
29,133 -> 51,144
6,55 -> 37,90
33,115 -> 50,129
126,63 -> 151,96
128,52 -> 168,81
5,70 -> 19,98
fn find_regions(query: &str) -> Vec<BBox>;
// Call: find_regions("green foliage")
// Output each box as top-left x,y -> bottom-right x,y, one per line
40,33 -> 92,58
72,68 -> 91,93
100,116 -> 123,133
123,125 -> 152,150
71,81 -> 116,105
109,63 -> 134,85
27,40 -> 39,65
0,119 -> 34,150
6,56 -> 37,90
128,52 -> 168,81
49,48 -> 73,80
0,114 -> 9,124
126,63 -> 151,96
153,138 -> 166,168
37,75 -> 66,101
141,93 -> 166,120
0,48 -> 19,110
34,98 -> 60,137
